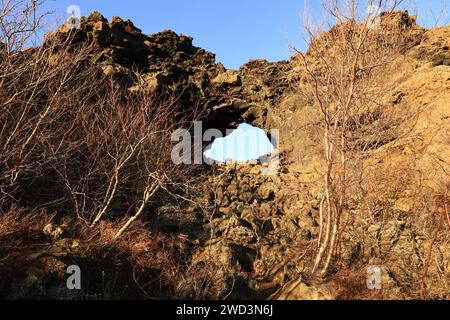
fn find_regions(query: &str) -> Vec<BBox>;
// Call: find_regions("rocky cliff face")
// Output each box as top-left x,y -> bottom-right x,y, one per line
44,12 -> 298,130
3,11 -> 448,300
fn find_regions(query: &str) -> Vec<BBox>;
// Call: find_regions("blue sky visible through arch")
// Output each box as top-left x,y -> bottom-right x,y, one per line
203,123 -> 275,163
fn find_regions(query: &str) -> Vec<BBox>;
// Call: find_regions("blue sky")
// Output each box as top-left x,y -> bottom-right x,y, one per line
42,0 -> 448,69
203,123 -> 275,162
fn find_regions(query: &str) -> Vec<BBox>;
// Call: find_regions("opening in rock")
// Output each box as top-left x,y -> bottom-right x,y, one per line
203,123 -> 275,163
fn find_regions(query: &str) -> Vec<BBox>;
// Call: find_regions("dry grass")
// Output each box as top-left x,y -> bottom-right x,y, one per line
0,205 -> 52,248
0,203 -> 222,299
331,267 -> 384,300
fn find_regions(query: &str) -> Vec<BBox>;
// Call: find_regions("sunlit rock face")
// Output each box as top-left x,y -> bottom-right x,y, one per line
203,123 -> 274,163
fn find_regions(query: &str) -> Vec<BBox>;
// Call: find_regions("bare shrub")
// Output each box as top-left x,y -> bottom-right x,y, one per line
0,0 -> 51,52
0,204 -> 52,249
418,185 -> 449,299
294,0 -> 425,276
0,0 -> 202,239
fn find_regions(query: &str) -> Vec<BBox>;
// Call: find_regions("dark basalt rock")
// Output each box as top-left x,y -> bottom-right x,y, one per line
42,12 -> 297,132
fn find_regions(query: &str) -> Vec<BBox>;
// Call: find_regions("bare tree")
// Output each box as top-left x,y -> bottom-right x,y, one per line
0,0 -> 51,52
294,0 -> 424,276
0,17 -> 94,210
0,1 -> 202,240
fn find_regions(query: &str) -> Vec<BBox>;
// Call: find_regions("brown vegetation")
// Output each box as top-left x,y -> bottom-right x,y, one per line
0,0 -> 211,299
0,0 -> 449,300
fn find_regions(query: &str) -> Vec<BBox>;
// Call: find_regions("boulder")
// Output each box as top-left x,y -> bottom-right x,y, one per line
258,182 -> 277,200
380,10 -> 417,30
43,223 -> 64,240
212,70 -> 242,86
271,278 -> 335,300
